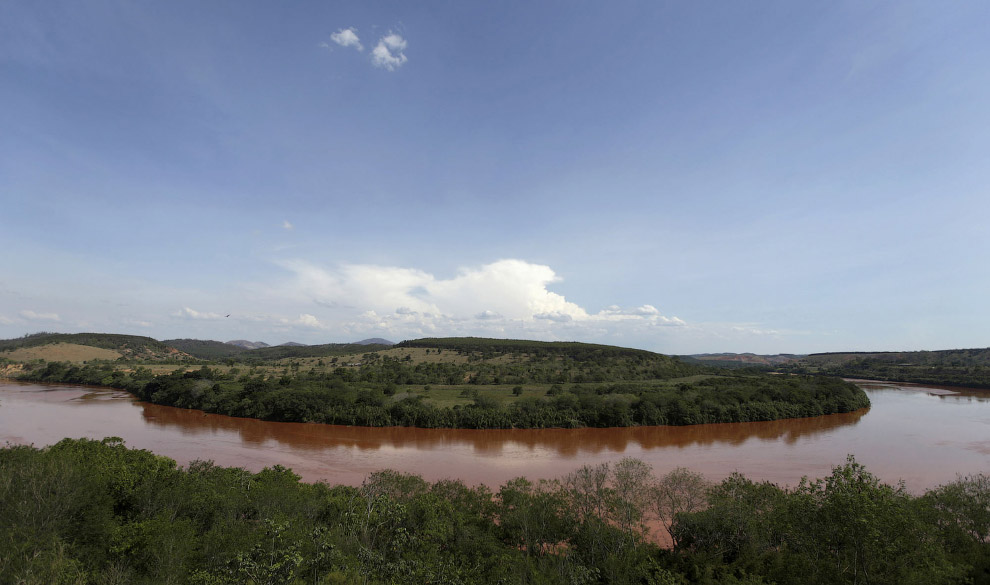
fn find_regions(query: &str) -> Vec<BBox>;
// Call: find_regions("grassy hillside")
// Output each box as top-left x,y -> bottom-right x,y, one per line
784,347 -> 990,388
1,343 -> 122,363
680,353 -> 804,369
0,332 -> 187,361
5,333 -> 872,429
243,342 -> 392,362
397,337 -> 656,359
164,339 -> 249,360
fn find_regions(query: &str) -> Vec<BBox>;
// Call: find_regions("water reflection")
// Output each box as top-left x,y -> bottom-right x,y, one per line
851,380 -> 990,402
3,380 -> 988,491
139,402 -> 868,457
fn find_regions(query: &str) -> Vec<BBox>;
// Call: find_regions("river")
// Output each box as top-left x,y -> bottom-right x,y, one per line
1,380 -> 987,492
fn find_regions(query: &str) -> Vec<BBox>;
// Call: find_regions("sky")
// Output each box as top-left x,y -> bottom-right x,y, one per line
2,1 -> 989,355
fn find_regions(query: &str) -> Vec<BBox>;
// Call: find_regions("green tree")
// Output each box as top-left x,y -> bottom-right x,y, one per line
234,519 -> 303,585
651,467 -> 711,547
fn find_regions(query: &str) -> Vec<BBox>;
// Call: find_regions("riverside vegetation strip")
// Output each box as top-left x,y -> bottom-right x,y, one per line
7,336 -> 869,429
1,438 -> 987,585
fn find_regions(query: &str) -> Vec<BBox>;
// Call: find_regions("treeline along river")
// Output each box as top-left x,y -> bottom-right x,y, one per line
0,379 -> 987,491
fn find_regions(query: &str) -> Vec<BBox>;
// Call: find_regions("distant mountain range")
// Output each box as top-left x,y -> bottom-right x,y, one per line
679,353 -> 804,368
226,340 -> 270,350
354,338 -> 395,346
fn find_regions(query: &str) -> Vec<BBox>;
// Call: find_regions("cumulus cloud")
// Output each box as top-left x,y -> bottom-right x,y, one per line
19,309 -> 60,321
534,312 -> 573,323
595,304 -> 685,325
290,313 -> 324,328
174,307 -> 224,320
282,220 -> 294,231
270,258 -> 685,342
330,27 -> 362,51
371,33 -> 408,71
280,258 -> 586,322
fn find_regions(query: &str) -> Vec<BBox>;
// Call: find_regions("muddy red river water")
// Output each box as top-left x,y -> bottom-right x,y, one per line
1,380 -> 987,492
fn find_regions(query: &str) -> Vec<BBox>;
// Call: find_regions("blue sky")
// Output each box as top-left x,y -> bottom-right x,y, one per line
2,1 -> 989,354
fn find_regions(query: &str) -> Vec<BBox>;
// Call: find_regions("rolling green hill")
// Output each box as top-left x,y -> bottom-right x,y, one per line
0,332 -> 186,361
163,339 -> 249,360
397,337 -> 656,359
13,335 -> 870,430
242,342 -> 392,361
783,347 -> 990,388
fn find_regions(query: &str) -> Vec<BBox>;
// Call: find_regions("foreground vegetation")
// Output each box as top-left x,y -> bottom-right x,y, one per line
15,361 -> 869,429
1,438 -> 987,585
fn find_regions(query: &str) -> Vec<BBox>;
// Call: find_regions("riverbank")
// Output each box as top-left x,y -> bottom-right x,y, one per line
14,361 -> 870,430
6,380 -> 989,493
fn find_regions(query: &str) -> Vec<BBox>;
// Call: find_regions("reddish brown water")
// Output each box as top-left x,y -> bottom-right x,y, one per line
1,380 -> 988,492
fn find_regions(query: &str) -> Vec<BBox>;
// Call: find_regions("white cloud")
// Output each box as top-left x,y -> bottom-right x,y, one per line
174,307 -> 224,320
270,258 -> 685,342
534,312 -> 573,323
382,33 -> 407,52
282,219 -> 294,231
731,325 -> 781,336
0,314 -> 13,325
371,33 -> 408,71
595,304 -> 685,325
330,27 -> 362,51
19,309 -> 60,321
291,313 -> 324,328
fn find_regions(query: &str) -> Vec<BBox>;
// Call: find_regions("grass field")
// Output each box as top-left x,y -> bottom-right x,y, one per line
1,343 -> 123,363
268,346 -> 532,370
2,341 -> 723,413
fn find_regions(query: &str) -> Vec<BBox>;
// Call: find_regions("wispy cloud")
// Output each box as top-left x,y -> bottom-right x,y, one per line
282,219 -> 294,231
19,309 -> 60,322
371,33 -> 408,71
330,27 -> 362,51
